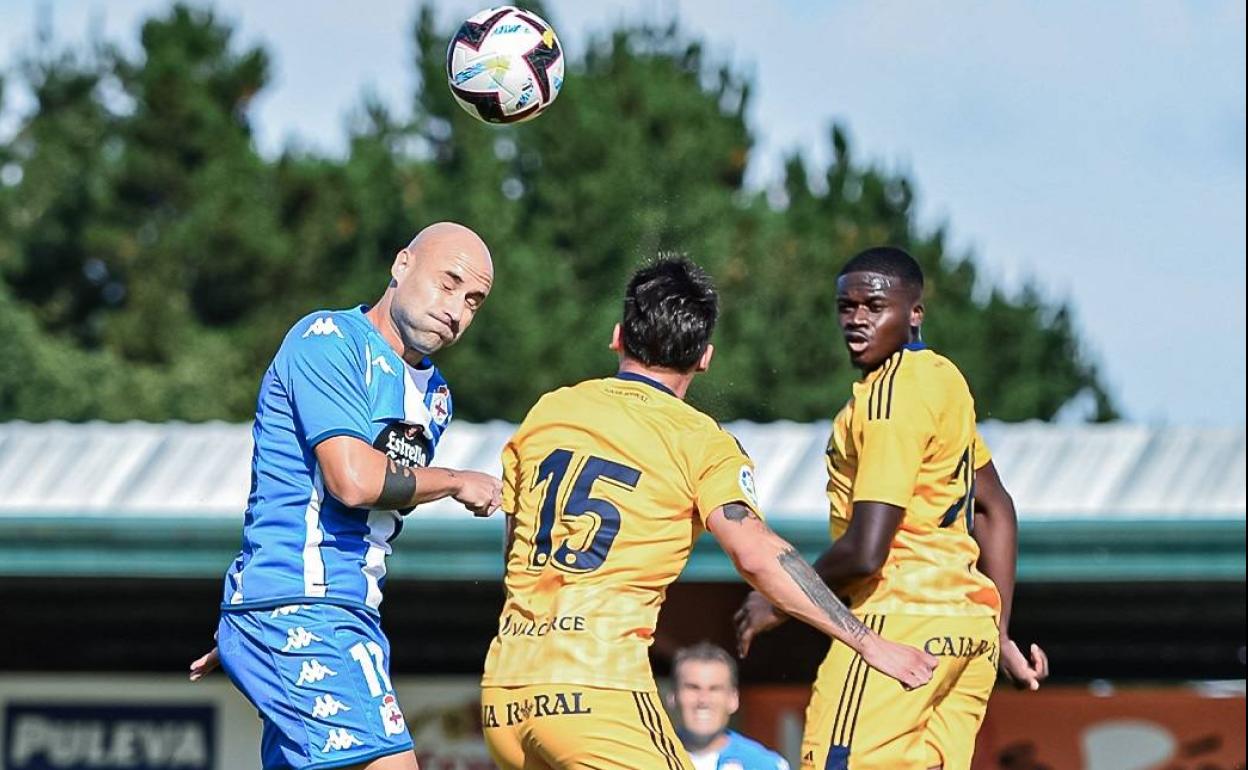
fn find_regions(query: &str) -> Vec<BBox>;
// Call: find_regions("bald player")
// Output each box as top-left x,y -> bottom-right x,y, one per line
190,223 -> 501,770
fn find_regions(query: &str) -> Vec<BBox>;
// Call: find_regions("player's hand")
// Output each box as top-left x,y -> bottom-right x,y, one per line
733,590 -> 789,657
860,635 -> 938,691
189,646 -> 220,682
453,470 -> 503,517
999,637 -> 1049,691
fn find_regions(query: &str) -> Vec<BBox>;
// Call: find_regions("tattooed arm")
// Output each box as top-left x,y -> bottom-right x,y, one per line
708,502 -> 936,689
314,436 -> 502,515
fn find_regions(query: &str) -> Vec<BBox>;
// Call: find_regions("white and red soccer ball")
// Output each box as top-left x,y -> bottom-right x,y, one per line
446,6 -> 565,124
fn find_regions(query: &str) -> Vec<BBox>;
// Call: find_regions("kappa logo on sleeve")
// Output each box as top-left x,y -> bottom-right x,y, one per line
370,355 -> 396,376
302,316 -> 343,338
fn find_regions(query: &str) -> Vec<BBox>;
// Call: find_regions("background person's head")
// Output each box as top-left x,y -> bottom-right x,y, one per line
386,221 -> 494,359
669,641 -> 740,751
836,246 -> 925,372
612,256 -> 718,374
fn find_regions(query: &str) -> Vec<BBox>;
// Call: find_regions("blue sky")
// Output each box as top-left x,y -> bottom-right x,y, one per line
2,0 -> 1244,425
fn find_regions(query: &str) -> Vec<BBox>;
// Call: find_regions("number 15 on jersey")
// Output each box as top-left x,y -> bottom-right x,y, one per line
528,449 -> 642,574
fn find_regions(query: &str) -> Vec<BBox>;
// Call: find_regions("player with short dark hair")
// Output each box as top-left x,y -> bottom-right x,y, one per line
480,256 -> 936,770
670,641 -> 790,770
189,222 -> 503,770
736,246 -> 1047,770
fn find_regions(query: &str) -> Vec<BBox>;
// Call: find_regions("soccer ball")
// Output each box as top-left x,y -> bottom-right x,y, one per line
446,6 -> 565,124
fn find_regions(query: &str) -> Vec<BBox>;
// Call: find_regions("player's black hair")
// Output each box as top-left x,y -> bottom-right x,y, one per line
672,641 -> 738,689
620,255 -> 718,372
838,246 -> 925,294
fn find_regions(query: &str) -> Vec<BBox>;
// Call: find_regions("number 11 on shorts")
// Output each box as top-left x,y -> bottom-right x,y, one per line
349,641 -> 393,697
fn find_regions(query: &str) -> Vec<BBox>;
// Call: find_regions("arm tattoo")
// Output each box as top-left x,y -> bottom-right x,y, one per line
777,547 -> 869,643
722,502 -> 760,524
376,460 -> 418,510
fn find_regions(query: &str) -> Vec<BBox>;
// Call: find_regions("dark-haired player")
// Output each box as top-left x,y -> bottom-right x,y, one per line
736,247 -> 1046,770
479,256 -> 937,770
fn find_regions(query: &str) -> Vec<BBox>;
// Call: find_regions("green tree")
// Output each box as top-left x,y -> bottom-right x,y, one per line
0,2 -> 1115,424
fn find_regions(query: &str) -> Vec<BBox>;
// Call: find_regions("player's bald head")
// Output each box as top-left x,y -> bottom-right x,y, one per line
385,221 -> 494,359
405,221 -> 494,288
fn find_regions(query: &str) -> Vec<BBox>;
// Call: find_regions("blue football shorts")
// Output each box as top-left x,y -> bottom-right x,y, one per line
218,603 -> 414,770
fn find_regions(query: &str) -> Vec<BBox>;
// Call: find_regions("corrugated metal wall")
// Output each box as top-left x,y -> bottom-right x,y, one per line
0,421 -> 1242,521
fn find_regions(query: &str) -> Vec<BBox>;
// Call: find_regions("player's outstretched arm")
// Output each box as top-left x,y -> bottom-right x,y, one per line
315,436 -> 502,516
973,461 -> 1049,690
709,503 -> 936,690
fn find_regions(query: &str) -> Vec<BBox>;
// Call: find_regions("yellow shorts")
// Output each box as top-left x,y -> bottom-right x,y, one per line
800,613 -> 998,770
481,684 -> 694,770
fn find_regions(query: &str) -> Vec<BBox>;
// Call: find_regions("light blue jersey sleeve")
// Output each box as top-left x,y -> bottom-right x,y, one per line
278,314 -> 372,448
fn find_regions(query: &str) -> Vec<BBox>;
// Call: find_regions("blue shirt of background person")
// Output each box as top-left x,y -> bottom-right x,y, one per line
671,642 -> 791,770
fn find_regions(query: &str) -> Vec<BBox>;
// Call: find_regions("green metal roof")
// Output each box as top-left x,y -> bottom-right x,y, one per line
1,515 -> 1240,583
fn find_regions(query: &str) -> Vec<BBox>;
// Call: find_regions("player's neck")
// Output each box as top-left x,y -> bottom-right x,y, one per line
616,361 -> 694,400
856,332 -> 924,377
365,293 -> 425,368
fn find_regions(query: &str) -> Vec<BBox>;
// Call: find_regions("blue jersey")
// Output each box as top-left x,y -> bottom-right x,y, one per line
222,307 -> 453,613
720,730 -> 789,770
685,730 -> 790,770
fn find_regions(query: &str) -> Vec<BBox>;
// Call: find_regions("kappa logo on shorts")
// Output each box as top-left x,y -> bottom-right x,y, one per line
379,694 -> 406,736
321,728 -> 364,753
295,659 -> 338,685
311,694 -> 351,718
302,316 -> 343,338
270,604 -> 310,618
282,627 -> 323,652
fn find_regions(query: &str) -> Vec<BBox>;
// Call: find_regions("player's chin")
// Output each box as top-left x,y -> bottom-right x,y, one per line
847,348 -> 876,369
406,328 -> 449,355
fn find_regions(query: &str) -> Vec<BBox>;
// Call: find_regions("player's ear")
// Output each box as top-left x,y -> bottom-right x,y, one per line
391,248 -> 411,283
609,323 -> 623,352
695,343 -> 714,372
909,301 -> 925,329
727,688 -> 740,716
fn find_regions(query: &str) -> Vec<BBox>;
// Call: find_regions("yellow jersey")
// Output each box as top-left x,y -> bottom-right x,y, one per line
481,373 -> 762,691
825,343 -> 1000,618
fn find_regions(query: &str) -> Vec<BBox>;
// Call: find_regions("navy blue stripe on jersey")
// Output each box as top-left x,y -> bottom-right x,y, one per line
633,692 -> 682,770
844,614 -> 885,747
867,355 -> 897,421
883,349 -> 905,419
615,371 -> 677,397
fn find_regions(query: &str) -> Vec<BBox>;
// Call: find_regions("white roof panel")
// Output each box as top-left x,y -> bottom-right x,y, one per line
0,421 -> 1241,522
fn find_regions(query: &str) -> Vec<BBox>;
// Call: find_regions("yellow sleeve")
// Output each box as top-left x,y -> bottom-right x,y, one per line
500,435 -> 522,513
852,383 -> 935,508
692,429 -> 762,525
973,429 -> 993,470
